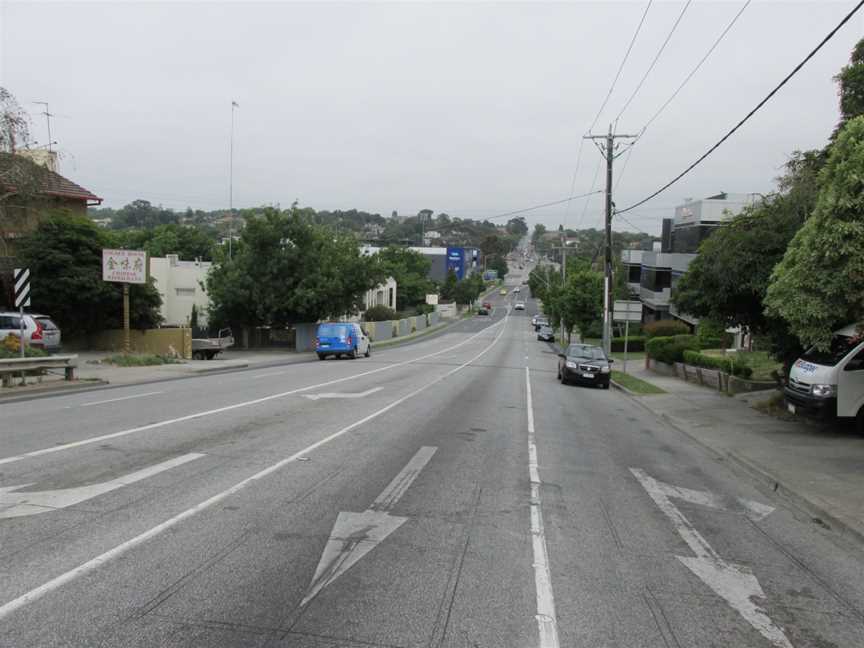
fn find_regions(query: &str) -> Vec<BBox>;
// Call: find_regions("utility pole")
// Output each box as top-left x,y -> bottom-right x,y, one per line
228,100 -> 239,260
584,124 -> 638,355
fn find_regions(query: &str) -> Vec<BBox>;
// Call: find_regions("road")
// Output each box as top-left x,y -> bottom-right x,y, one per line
2,267 -> 864,648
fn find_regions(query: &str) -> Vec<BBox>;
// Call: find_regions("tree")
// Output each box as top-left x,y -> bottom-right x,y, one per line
14,212 -> 162,335
440,269 -> 458,301
0,88 -> 31,153
375,246 -> 433,311
506,216 -> 528,236
559,265 -> 604,340
835,38 -> 864,133
206,207 -> 383,329
765,116 -> 864,350
113,224 -> 217,261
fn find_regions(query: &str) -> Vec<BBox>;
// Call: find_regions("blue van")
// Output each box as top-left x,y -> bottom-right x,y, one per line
315,322 -> 371,360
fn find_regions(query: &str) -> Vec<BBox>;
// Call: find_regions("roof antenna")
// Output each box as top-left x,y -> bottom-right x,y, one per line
33,101 -> 54,152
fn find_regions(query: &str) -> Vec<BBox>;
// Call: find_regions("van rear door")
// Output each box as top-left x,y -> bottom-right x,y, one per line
317,324 -> 350,351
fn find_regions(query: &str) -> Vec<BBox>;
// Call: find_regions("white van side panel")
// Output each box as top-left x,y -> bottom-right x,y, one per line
837,342 -> 864,418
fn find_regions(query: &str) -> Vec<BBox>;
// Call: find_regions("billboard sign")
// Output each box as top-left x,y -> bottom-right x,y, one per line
103,249 -> 147,284
447,247 -> 465,280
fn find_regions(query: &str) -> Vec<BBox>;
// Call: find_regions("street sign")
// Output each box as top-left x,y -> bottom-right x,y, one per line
13,268 -> 30,308
613,299 -> 641,322
102,249 -> 147,284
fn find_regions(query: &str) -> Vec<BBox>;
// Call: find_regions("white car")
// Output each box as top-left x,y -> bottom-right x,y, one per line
514,302 -> 526,311
514,287 -> 521,293
0,311 -> 61,353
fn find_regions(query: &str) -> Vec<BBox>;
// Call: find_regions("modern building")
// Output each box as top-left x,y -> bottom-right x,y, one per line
622,193 -> 759,325
361,245 -> 480,282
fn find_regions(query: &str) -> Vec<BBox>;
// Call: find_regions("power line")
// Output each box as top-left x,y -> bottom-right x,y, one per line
618,0 -> 864,215
562,136 -> 587,228
575,156 -> 605,230
614,0 -> 692,126
482,189 -> 605,222
588,0 -> 653,134
640,0 -> 751,134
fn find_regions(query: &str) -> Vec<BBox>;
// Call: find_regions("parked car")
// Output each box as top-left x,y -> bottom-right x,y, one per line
0,311 -> 61,353
514,302 -> 526,311
557,343 -> 613,388
482,301 -> 492,310
477,307 -> 489,316
537,325 -> 554,342
514,287 -> 521,293
534,317 -> 549,331
784,323 -> 864,431
315,322 -> 371,360
499,288 -> 508,296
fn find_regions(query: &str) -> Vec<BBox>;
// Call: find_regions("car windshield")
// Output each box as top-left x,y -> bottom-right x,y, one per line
567,345 -> 606,361
800,334 -> 862,366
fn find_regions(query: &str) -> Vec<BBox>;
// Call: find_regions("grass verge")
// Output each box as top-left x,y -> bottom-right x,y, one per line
104,354 -> 183,367
612,370 -> 666,395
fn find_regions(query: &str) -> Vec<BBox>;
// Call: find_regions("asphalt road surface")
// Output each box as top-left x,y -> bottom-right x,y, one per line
2,270 -> 864,647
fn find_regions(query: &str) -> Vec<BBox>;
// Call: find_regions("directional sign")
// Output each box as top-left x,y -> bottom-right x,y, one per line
0,453 -> 204,519
13,268 -> 30,308
630,468 -> 791,648
304,387 -> 382,401
613,300 -> 641,323
301,446 -> 437,606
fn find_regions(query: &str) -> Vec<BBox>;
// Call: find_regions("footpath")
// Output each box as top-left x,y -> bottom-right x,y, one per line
614,365 -> 864,545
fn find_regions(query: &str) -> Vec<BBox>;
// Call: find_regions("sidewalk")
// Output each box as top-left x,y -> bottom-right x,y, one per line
615,364 -> 864,544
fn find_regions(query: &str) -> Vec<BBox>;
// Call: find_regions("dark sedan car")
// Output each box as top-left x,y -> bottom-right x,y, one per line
537,325 -> 555,342
557,343 -> 613,389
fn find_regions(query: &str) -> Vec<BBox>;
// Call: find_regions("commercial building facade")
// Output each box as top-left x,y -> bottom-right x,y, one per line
622,193 -> 759,325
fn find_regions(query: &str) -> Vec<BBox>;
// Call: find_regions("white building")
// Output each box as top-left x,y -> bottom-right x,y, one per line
363,277 -> 397,311
149,255 -> 212,327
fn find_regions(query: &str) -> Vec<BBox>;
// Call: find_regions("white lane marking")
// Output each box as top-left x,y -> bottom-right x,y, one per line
304,387 -> 383,401
646,473 -> 775,521
525,367 -> 560,648
0,317 -> 508,620
0,319 -> 506,467
630,468 -> 792,648
300,446 -> 437,606
0,453 -> 204,519
250,371 -> 288,379
78,392 -> 163,408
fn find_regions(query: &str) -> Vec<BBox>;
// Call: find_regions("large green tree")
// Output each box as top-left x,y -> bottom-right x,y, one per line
765,116 -> 864,349
835,38 -> 864,134
375,246 -> 433,311
14,212 -> 162,335
206,207 -> 382,328
113,224 -> 217,261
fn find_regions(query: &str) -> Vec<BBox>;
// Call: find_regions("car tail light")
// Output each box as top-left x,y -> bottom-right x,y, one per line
31,320 -> 44,341
315,337 -> 320,347
347,335 -> 353,346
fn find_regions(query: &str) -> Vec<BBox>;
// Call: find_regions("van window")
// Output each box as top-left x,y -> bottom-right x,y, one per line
318,323 -> 349,338
800,335 -> 861,367
844,347 -> 864,372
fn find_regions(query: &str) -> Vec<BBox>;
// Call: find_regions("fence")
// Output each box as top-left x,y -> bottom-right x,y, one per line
73,328 -> 193,359
646,357 -> 776,395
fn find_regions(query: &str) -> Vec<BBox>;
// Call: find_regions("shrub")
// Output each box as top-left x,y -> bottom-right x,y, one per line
698,336 -> 725,349
683,350 -> 753,378
643,320 -> 691,339
415,303 -> 434,315
610,336 -> 645,352
363,305 -> 398,322
646,335 -> 700,364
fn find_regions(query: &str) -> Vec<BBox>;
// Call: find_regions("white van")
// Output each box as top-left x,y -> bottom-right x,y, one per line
784,324 -> 864,432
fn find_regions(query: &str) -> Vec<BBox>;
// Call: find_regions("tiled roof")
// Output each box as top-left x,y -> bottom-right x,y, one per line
0,153 -> 102,204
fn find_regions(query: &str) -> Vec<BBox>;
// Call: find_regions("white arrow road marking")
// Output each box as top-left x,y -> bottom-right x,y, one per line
0,453 -> 204,519
300,446 -> 437,607
304,387 -> 383,401
630,468 -> 792,648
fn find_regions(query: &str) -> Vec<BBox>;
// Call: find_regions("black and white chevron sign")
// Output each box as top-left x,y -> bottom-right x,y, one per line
14,268 -> 30,308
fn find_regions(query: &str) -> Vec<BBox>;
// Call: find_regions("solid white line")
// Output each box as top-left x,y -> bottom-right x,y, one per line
371,446 -> 437,512
0,318 -> 506,467
0,315 -> 508,620
526,367 -> 560,648
250,371 -> 288,379
79,392 -> 164,408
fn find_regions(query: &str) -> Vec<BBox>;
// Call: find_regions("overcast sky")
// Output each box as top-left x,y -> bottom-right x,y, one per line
2,1 -> 862,234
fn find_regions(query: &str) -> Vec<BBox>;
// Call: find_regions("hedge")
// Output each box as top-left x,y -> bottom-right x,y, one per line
645,335 -> 700,364
610,336 -> 645,352
682,350 -> 753,378
643,320 -> 690,339
363,305 -> 399,322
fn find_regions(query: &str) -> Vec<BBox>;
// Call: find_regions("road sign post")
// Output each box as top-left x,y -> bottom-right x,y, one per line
102,250 -> 147,355
13,268 -> 31,359
613,300 -> 642,374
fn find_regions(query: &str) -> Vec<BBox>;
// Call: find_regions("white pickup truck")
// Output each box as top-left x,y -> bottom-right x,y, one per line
784,324 -> 864,432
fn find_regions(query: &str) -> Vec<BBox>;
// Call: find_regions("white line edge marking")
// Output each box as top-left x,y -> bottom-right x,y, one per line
78,392 -> 164,408
526,366 -> 560,648
0,318 -> 506,467
0,315 -> 508,619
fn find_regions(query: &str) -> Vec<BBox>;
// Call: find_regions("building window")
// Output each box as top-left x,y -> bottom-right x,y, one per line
175,288 -> 196,297
627,265 -> 641,283
388,287 -> 394,309
640,268 -> 671,291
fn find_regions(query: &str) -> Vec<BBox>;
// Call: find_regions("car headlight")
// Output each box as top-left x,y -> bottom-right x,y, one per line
601,366 -> 610,374
566,361 -> 578,369
811,384 -> 836,398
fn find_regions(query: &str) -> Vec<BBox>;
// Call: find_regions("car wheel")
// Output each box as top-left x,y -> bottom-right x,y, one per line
317,353 -> 326,361
602,382 -> 610,390
365,345 -> 371,358
351,347 -> 359,359
335,353 -> 342,359
857,406 -> 864,435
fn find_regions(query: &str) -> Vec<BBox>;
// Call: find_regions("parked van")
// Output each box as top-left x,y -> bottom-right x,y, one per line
315,322 -> 371,360
784,324 -> 864,431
